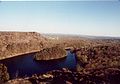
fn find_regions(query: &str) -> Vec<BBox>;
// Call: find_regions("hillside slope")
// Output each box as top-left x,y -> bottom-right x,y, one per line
0,32 -> 48,60
34,46 -> 67,60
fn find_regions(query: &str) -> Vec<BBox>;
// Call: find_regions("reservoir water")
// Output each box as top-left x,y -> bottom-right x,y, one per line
0,51 -> 77,79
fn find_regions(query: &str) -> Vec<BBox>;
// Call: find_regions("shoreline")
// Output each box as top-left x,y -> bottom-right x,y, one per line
0,50 -> 40,60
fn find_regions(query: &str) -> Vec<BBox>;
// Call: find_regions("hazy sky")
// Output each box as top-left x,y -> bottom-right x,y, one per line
0,1 -> 120,36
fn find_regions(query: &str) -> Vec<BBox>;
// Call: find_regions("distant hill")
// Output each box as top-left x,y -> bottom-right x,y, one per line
43,33 -> 120,40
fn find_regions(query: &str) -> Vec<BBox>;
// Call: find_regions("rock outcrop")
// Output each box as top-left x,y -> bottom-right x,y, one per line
0,32 -> 48,60
5,78 -> 32,84
0,64 -> 9,83
6,67 -> 120,84
34,46 -> 67,60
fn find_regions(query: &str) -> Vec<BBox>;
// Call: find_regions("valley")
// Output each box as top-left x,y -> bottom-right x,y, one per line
0,32 -> 120,84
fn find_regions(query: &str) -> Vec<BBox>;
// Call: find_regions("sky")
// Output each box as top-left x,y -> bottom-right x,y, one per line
0,1 -> 120,37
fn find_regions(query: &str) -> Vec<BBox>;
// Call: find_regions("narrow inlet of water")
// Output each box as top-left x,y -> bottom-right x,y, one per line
0,51 -> 77,79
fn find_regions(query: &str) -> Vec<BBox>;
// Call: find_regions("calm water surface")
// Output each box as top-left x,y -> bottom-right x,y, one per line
0,51 -> 77,79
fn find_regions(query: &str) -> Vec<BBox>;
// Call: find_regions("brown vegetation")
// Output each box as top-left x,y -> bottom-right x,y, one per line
1,33 -> 120,84
76,44 -> 120,70
74,43 -> 120,84
0,32 -> 48,60
34,46 -> 67,60
5,67 -> 120,84
5,78 -> 32,84
0,64 -> 9,83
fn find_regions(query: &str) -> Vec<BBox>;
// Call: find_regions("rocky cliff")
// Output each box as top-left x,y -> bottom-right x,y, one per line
0,32 -> 48,60
5,67 -> 120,84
